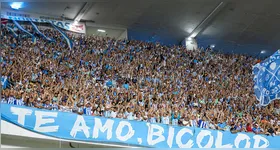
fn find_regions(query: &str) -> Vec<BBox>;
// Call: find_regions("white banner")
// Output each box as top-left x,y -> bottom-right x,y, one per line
1,14 -> 86,34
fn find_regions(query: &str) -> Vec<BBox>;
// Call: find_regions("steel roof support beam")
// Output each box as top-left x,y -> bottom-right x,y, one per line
188,1 -> 226,38
74,2 -> 94,23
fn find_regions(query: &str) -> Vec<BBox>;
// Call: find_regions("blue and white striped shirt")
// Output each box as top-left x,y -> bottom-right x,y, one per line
14,98 -> 24,106
52,104 -> 59,111
8,97 -> 15,104
43,103 -> 52,109
84,107 -> 92,115
198,120 -> 208,128
104,111 -> 111,118
190,120 -> 197,127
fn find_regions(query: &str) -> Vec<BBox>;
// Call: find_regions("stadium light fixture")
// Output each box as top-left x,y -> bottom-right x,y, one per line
97,29 -> 106,33
10,2 -> 23,10
210,44 -> 215,48
74,20 -> 79,25
189,33 -> 196,38
260,50 -> 266,54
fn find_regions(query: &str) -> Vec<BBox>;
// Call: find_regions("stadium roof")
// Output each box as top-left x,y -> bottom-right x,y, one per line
2,0 -> 280,55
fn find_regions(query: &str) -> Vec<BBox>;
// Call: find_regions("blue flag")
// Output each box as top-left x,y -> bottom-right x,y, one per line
253,50 -> 280,106
13,20 -> 37,44
1,76 -> 9,89
51,23 -> 73,50
6,26 -> 18,38
30,21 -> 54,42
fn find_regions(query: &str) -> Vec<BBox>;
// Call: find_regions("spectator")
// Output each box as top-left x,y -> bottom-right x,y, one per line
246,123 -> 253,132
266,124 -> 276,136
252,124 -> 263,134
1,21 -> 279,136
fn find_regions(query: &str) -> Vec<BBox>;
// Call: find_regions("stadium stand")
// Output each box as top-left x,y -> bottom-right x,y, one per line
1,1 -> 280,148
1,21 -> 279,136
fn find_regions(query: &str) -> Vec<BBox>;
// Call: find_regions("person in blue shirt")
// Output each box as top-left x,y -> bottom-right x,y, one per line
43,100 -> 52,110
217,120 -> 227,130
161,112 -> 170,125
14,92 -> 24,106
198,116 -> 209,129
252,124 -> 263,134
106,80 -> 113,88
171,112 -> 180,126
125,107 -> 134,120
83,102 -> 92,116
123,81 -> 129,90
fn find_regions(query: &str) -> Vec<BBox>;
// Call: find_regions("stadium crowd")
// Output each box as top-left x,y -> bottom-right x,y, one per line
1,22 -> 280,136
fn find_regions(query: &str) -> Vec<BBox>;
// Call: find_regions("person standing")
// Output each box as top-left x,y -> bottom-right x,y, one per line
198,116 -> 208,129
83,102 -> 92,116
